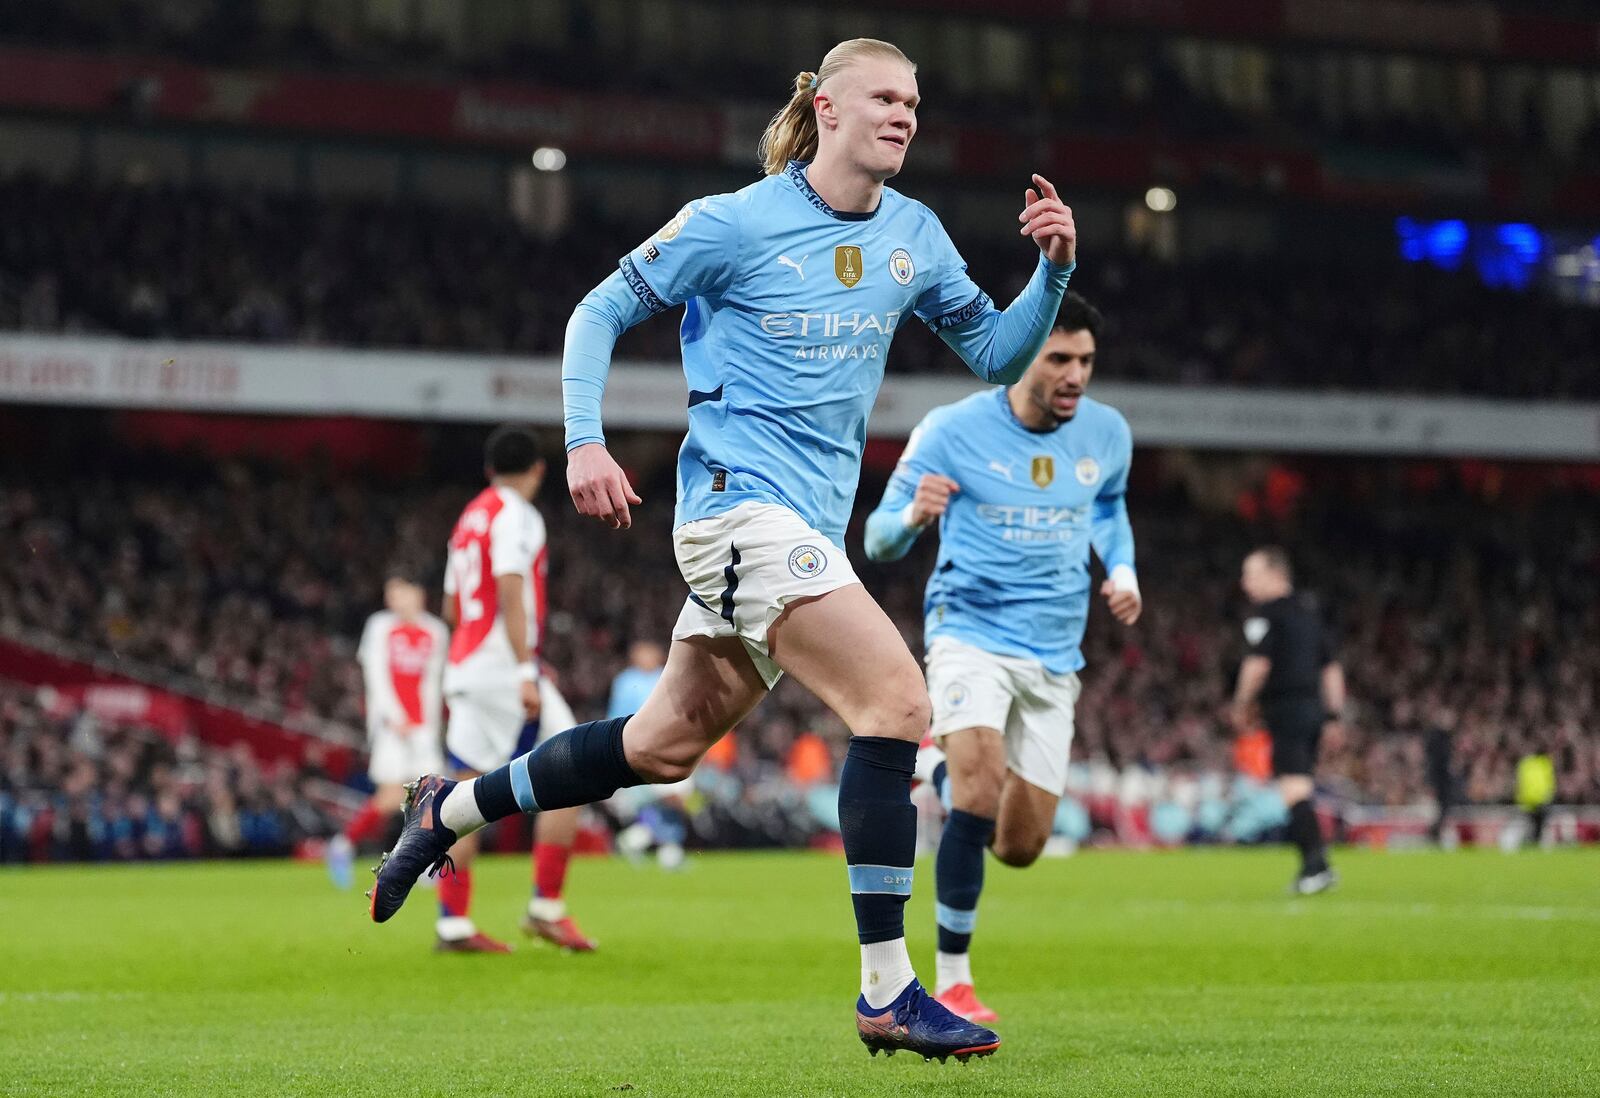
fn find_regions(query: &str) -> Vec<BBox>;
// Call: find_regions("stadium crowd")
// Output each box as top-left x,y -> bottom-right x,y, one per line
0,678 -> 337,863
3,431 -> 1597,863
5,0 -> 1595,167
2,173 -> 1596,399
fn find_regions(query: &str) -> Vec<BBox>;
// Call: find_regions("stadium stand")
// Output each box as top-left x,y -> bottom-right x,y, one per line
3,424 -> 1595,864
0,677 -> 337,863
2,1 -> 1596,861
1,174 -> 1594,397
4,0 -> 1598,167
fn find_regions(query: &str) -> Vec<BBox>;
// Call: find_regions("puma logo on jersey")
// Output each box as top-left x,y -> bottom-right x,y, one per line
988,460 -> 1016,481
777,254 -> 808,280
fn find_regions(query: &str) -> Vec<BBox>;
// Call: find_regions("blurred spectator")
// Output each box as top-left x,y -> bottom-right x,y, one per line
606,639 -> 666,720
2,436 -> 1598,857
1,1 -> 1592,165
0,680 -> 336,863
0,174 -> 1595,398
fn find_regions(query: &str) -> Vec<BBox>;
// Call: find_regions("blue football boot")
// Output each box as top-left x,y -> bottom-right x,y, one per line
856,979 -> 1000,1063
367,775 -> 458,923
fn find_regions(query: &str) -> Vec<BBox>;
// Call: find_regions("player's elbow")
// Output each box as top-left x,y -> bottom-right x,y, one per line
568,286 -> 628,341
963,346 -> 1015,386
982,337 -> 1037,386
566,298 -> 609,341
985,357 -> 1028,387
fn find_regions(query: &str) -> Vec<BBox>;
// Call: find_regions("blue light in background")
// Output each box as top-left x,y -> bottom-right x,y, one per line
1425,220 -> 1468,269
1495,223 -> 1543,263
1396,217 -> 1426,262
1395,218 -> 1549,290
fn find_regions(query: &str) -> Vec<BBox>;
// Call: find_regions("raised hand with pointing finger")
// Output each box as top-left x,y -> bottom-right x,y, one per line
1018,174 -> 1075,268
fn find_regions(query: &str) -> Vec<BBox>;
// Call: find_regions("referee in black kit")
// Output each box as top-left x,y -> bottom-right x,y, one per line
1231,547 -> 1346,895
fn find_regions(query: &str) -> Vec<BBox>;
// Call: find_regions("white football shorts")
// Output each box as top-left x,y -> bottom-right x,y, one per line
445,677 -> 576,773
367,721 -> 445,786
924,636 -> 1082,797
671,502 -> 860,688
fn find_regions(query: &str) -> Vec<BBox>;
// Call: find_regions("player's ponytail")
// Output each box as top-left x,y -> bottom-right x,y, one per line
757,38 -> 916,175
758,70 -> 822,176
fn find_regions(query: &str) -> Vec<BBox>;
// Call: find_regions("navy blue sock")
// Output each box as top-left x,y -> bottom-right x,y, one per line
931,760 -> 950,804
1287,799 -> 1328,875
935,809 -> 993,954
472,715 -> 641,822
472,765 -> 518,822
839,736 -> 918,945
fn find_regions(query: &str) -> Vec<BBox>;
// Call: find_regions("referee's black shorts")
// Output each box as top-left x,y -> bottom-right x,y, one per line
1263,699 -> 1324,777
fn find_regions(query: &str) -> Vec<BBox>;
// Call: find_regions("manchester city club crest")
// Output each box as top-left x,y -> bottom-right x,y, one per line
1031,455 -> 1055,488
787,544 -> 828,578
1075,456 -> 1101,486
834,245 -> 864,288
889,248 -> 915,286
944,682 -> 970,710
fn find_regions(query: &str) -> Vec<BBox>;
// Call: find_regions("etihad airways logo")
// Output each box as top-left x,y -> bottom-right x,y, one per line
976,503 -> 1088,543
759,311 -> 902,338
977,504 -> 1086,526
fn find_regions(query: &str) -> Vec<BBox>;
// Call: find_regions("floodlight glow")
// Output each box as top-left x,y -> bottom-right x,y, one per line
531,147 -> 568,172
1144,187 -> 1177,213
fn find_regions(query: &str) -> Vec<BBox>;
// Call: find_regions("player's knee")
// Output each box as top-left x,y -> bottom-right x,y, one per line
857,681 -> 930,743
947,762 -> 1004,818
905,691 -> 933,739
624,732 -> 701,784
628,745 -> 695,784
948,750 -> 1005,791
950,783 -> 1001,820
991,830 -> 1046,868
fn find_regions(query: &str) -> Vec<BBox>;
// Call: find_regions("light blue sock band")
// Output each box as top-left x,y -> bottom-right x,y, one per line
847,864 -> 914,896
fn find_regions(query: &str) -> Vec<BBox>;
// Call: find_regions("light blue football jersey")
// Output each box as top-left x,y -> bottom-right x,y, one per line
867,388 -> 1135,673
564,161 -> 1073,544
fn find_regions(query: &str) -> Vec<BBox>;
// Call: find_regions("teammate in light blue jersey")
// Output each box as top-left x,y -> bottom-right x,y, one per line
369,38 -> 1078,1063
863,294 -> 1141,1025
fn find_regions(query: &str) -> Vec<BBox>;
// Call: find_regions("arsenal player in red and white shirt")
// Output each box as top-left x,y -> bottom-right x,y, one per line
433,425 -> 596,954
325,574 -> 446,888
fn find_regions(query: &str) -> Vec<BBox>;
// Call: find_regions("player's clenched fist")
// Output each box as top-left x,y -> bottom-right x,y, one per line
567,442 -> 642,530
1018,174 -> 1075,268
909,474 -> 960,528
1099,579 -> 1142,626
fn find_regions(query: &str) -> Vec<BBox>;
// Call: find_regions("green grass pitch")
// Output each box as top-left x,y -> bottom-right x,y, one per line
3,847 -> 1597,1096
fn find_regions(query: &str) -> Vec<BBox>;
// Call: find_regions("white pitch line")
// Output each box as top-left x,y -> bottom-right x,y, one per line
0,991 -> 146,1005
1112,899 -> 1600,923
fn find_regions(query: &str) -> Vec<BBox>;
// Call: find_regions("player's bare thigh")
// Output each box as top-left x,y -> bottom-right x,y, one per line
765,582 -> 930,743
623,634 -> 768,783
